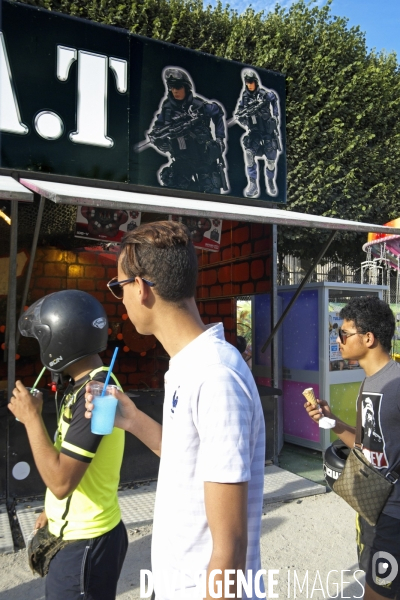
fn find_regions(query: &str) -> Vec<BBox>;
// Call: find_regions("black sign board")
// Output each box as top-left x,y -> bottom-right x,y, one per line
0,0 -> 286,204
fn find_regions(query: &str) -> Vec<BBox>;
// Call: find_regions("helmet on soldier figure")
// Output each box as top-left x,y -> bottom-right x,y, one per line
164,68 -> 192,91
243,69 -> 259,85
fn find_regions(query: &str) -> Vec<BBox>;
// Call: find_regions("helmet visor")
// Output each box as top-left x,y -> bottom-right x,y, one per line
18,297 -> 51,352
167,81 -> 185,90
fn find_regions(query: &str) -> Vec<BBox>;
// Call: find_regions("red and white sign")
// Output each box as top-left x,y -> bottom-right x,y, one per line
75,207 -> 141,242
169,215 -> 223,252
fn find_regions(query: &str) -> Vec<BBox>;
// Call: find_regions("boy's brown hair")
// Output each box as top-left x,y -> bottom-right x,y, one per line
119,220 -> 198,304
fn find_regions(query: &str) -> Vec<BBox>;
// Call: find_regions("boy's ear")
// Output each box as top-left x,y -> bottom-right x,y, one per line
137,276 -> 149,303
365,331 -> 376,347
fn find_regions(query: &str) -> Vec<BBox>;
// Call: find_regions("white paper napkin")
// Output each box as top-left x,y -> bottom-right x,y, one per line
319,416 -> 336,429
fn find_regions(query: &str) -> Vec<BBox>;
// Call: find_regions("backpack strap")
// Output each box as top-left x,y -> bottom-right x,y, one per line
65,366 -> 120,409
354,379 -> 365,448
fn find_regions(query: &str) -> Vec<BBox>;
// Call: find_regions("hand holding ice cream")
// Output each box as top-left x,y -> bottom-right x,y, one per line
302,387 -> 336,429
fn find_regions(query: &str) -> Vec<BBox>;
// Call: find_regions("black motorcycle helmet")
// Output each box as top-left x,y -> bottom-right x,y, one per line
323,439 -> 351,490
164,68 -> 192,92
236,335 -> 247,355
18,290 -> 108,373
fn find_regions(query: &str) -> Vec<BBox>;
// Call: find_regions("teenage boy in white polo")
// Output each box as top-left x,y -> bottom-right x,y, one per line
86,220 -> 266,600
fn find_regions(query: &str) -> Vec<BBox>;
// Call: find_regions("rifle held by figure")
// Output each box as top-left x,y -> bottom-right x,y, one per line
227,98 -> 269,127
134,109 -> 203,153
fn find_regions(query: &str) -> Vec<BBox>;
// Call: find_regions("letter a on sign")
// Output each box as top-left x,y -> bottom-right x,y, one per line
0,32 -> 28,135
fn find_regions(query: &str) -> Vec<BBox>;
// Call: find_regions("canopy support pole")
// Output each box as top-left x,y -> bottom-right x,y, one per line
261,231 -> 336,353
16,195 -> 46,348
6,200 -> 19,504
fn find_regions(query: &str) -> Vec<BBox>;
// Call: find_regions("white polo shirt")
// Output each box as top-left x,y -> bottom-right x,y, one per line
152,323 -> 265,600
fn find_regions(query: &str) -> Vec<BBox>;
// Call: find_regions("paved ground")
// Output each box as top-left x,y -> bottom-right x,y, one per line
2,465 -> 326,553
0,467 -> 363,599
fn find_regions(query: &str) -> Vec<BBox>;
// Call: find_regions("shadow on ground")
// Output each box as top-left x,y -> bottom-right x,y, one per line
279,442 -> 326,486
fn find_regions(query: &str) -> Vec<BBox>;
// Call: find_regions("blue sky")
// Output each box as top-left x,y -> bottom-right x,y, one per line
204,0 -> 400,58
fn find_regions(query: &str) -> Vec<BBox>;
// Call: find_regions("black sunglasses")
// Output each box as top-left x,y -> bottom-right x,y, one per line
338,327 -> 359,344
107,276 -> 155,300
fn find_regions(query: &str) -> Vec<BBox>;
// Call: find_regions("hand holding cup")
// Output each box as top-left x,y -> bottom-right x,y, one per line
8,380 -> 43,424
90,383 -> 119,435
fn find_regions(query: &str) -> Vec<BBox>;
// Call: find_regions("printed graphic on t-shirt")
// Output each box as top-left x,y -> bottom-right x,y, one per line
170,388 -> 179,415
361,392 -> 388,468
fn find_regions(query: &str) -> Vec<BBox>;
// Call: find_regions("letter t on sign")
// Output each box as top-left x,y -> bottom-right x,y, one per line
57,46 -> 127,148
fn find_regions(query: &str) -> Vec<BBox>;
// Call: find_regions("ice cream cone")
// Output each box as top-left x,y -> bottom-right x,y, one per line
302,387 -> 317,407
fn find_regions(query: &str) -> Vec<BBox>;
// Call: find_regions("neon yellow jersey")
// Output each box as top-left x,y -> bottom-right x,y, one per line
45,368 -> 125,540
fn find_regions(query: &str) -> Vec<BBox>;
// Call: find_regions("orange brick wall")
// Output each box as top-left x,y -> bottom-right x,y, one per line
0,220 -> 272,388
0,247 -> 166,391
197,220 -> 272,345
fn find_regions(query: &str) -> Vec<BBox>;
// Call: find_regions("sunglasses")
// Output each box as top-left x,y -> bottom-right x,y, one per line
107,276 -> 155,300
338,327 -> 359,344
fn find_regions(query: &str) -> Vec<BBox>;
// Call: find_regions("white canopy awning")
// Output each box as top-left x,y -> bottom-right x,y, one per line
20,178 -> 400,235
0,176 -> 33,201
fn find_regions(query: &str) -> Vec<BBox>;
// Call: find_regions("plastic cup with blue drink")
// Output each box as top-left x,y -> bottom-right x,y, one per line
90,383 -> 119,435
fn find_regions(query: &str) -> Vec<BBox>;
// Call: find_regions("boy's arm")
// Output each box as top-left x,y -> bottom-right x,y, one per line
204,481 -> 248,600
196,366 -> 259,599
85,386 -> 163,457
8,381 -> 89,499
23,416 -> 89,499
123,407 -> 163,457
304,399 -> 356,448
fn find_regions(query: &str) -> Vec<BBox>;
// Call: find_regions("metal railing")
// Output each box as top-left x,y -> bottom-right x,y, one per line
278,256 -> 400,305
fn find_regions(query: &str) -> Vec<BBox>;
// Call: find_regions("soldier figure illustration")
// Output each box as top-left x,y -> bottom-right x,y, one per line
235,69 -> 281,198
145,68 -> 228,194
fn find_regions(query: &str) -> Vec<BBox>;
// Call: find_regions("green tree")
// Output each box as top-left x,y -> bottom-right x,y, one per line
16,0 -> 400,264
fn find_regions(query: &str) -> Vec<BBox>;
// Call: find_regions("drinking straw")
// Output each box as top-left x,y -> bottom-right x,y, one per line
101,347 -> 119,396
31,366 -> 46,392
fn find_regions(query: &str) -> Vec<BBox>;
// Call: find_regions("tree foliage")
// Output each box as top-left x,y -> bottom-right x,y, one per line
16,0 -> 400,264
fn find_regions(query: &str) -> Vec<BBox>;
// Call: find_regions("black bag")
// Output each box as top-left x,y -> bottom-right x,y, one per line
27,525 -> 72,577
332,381 -> 400,526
